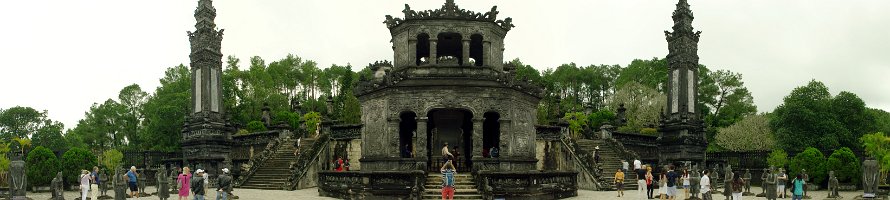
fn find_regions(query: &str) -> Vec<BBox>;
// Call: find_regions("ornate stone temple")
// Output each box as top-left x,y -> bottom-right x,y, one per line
658,0 -> 708,164
180,0 -> 234,185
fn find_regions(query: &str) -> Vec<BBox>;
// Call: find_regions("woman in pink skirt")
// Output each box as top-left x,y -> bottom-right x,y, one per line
178,167 -> 192,200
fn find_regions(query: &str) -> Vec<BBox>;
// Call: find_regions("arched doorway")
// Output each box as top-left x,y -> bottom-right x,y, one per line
426,108 -> 473,172
399,111 -> 417,158
483,112 -> 500,157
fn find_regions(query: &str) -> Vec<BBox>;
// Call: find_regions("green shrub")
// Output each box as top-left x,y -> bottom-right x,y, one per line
101,149 -> 123,173
825,147 -> 860,184
246,121 -> 267,132
789,147 -> 826,185
274,111 -> 302,130
25,146 -> 60,187
0,142 -> 10,172
303,112 -> 322,134
61,148 -> 97,185
767,149 -> 789,168
640,128 -> 658,135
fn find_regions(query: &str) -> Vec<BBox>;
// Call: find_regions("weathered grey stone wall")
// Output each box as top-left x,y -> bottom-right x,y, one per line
390,20 -> 507,70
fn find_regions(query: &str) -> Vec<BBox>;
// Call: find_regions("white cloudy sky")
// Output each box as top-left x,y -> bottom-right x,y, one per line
1,0 -> 888,129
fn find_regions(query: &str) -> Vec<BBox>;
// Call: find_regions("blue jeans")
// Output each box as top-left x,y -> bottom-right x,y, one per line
193,194 -> 204,200
792,194 -> 803,200
216,191 -> 228,200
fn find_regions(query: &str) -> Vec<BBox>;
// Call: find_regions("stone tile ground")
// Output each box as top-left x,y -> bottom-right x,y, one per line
23,187 -> 864,199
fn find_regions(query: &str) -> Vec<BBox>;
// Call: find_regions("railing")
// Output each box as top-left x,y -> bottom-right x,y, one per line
559,136 -> 603,190
286,133 -> 331,190
476,171 -> 578,199
234,135 -> 286,187
121,150 -> 180,168
318,170 -> 426,199
330,124 -> 362,140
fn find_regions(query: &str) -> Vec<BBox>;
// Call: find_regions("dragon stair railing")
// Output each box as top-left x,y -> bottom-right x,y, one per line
234,135 -> 286,187
285,133 -> 330,190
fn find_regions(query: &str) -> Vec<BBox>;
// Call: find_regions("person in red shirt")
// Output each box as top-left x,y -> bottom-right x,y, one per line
335,156 -> 344,172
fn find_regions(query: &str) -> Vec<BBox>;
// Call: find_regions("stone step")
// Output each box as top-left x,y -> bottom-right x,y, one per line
422,194 -> 482,199
424,185 -> 476,190
423,188 -> 478,194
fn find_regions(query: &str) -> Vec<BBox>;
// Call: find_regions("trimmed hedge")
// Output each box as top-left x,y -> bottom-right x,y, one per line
825,147 -> 860,184
247,120 -> 267,132
61,147 -> 97,185
26,146 -> 60,187
789,147 -> 826,185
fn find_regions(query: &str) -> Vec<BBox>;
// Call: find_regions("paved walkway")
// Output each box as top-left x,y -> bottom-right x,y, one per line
23,187 -> 865,199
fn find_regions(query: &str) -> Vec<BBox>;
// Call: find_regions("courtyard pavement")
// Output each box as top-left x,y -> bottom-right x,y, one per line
22,187 -> 865,199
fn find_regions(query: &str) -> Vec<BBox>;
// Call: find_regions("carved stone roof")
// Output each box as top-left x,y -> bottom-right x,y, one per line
383,0 -> 514,31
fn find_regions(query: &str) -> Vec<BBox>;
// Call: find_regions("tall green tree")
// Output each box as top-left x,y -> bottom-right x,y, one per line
715,114 -> 775,151
608,81 -> 665,132
0,106 -> 51,140
139,64 -> 191,151
117,84 -> 148,148
31,121 -> 68,152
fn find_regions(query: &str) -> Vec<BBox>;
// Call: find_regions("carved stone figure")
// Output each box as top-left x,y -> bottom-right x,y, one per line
261,102 -> 272,126
157,165 -> 169,200
827,170 -> 840,199
114,170 -> 127,200
760,168 -> 768,196
100,171 -> 110,196
51,172 -> 64,200
138,169 -> 148,196
723,165 -> 733,200
863,159 -> 879,198
615,103 -> 628,126
711,166 -> 720,193
800,168 -> 809,197
8,141 -> 27,199
765,166 -> 777,200
291,97 -> 302,115
690,165 -> 701,199
743,169 -> 752,195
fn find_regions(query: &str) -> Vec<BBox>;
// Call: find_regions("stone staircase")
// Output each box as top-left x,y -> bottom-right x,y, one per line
240,137 -> 316,190
577,139 -> 638,191
423,173 -> 482,200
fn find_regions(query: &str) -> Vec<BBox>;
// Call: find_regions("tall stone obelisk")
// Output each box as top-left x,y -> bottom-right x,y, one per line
181,0 -> 232,186
658,0 -> 707,164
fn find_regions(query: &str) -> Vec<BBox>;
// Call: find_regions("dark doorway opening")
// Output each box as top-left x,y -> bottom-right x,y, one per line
426,109 -> 473,172
436,32 -> 463,65
483,112 -> 500,158
399,111 -> 417,158
470,34 -> 484,66
416,33 -> 430,66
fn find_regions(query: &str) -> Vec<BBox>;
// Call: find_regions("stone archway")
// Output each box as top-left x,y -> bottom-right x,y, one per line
426,108 -> 473,171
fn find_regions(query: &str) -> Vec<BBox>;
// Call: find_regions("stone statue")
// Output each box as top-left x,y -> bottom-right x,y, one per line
114,170 -> 127,200
800,168 -> 809,198
290,97 -> 302,115
100,171 -> 110,196
170,167 -> 180,195
157,165 -> 170,200
723,165 -> 733,200
711,165 -> 720,194
863,159 -> 879,198
743,169 -> 752,195
760,168 -> 768,196
615,103 -> 628,126
138,169 -> 148,196
690,165 -> 701,199
51,172 -> 64,200
261,102 -> 272,127
765,166 -> 777,200
8,141 -> 27,199
827,170 -> 840,199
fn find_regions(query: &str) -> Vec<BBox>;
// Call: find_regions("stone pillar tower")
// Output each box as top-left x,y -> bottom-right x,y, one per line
181,0 -> 232,185
659,0 -> 707,164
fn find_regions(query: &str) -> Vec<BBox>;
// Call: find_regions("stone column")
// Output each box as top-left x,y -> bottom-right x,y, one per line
416,117 -> 428,160
462,39 -> 470,66
472,118 -> 483,158
498,118 -> 512,155
388,117 -> 401,157
429,39 -> 438,65
408,39 -> 417,66
482,41 -> 491,67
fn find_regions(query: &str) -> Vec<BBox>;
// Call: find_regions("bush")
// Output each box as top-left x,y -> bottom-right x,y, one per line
246,121 -> 267,132
825,147 -> 860,184
274,111 -> 302,130
640,128 -> 658,135
101,149 -> 123,173
767,149 -> 789,168
303,112 -> 322,135
61,148 -> 97,185
25,146 -> 60,187
0,142 -> 10,172
789,147 -> 826,185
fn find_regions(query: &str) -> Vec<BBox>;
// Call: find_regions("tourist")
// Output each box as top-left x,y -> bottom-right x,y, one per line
593,146 -> 601,163
91,166 -> 100,200
345,159 -> 351,171
335,156 -> 344,171
646,166 -> 654,199
682,168 -> 690,200
634,159 -> 642,171
482,147 -> 490,158
700,170 -> 711,200
178,167 -> 192,200
216,168 -> 232,200
777,168 -> 787,198
615,168 -> 625,197
659,169 -> 667,200
402,144 -> 411,158
732,172 -> 744,200
202,169 -> 209,191
127,166 -> 139,198
790,174 -> 804,200
440,160 -> 456,200
80,169 -> 91,200
191,169 -> 206,200
293,137 -> 301,156
667,165 -> 680,200
442,143 -> 454,162
622,159 -> 630,172
636,165 -> 648,200
491,146 -> 499,158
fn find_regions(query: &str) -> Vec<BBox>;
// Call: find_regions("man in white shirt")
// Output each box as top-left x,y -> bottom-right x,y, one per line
442,143 -> 453,162
633,159 -> 642,170
622,160 -> 629,172
700,169 -> 712,200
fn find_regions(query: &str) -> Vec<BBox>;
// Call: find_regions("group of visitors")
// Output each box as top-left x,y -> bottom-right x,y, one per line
615,162 -> 807,200
175,166 -> 234,200
77,166 -> 102,200
334,156 -> 350,171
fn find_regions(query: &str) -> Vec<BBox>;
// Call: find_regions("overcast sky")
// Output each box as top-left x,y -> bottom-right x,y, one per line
1,0 -> 888,130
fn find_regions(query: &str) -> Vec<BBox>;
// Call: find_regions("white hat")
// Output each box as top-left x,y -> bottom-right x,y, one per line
222,168 -> 229,174
595,146 -> 600,150
196,169 -> 204,173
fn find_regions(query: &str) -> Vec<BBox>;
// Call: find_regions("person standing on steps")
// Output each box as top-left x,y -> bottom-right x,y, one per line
593,146 -> 601,164
637,165 -> 648,200
442,143 -> 454,162
440,160 -> 456,200
615,168 -> 626,197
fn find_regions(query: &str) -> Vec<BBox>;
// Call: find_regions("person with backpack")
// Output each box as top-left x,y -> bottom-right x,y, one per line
646,166 -> 655,199
732,173 -> 744,200
441,160 -> 457,200
666,165 -> 679,200
790,174 -> 805,200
